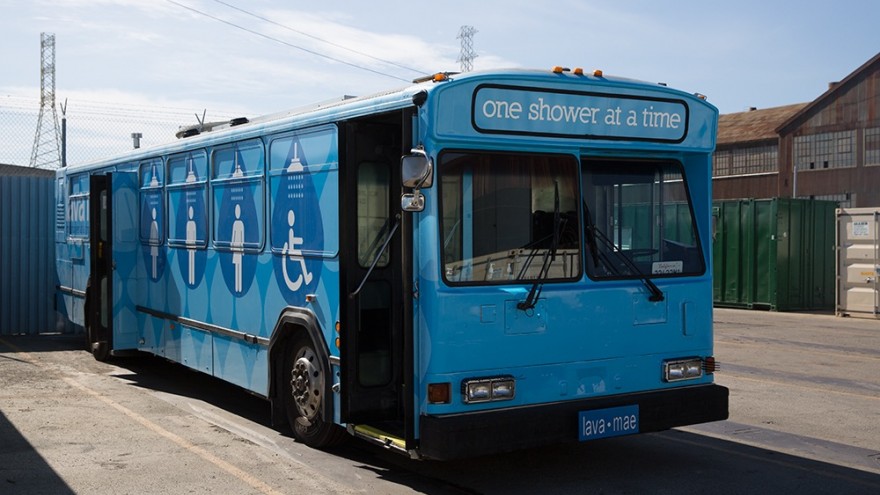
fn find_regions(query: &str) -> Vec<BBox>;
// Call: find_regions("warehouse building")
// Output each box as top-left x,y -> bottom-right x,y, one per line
713,52 -> 880,207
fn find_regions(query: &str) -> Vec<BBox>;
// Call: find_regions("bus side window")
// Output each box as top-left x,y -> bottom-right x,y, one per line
68,174 -> 89,240
56,177 -> 66,239
138,158 -> 165,247
356,162 -> 391,267
167,151 -> 208,249
355,161 -> 392,387
211,139 -> 265,253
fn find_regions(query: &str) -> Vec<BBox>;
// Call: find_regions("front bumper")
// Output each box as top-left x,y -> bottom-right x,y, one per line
419,383 -> 729,460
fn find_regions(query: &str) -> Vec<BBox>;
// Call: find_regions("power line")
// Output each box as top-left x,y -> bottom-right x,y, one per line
210,0 -> 427,75
165,0 -> 413,83
2,96 -> 237,122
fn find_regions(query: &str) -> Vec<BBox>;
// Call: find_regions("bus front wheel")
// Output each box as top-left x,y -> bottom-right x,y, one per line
284,337 -> 346,447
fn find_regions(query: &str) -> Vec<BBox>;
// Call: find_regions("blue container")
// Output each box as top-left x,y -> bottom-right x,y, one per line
0,174 -> 55,335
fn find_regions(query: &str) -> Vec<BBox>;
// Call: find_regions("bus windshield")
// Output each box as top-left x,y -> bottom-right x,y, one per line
440,151 -> 581,284
582,159 -> 705,280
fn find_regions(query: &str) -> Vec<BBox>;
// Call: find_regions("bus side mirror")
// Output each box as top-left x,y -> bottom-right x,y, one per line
401,150 -> 433,189
401,193 -> 425,212
401,149 -> 433,212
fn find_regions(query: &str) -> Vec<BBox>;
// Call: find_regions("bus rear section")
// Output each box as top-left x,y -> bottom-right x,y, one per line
402,70 -> 728,459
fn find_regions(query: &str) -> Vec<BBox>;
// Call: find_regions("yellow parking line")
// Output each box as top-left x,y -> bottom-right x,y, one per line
61,377 -> 286,495
1,337 -> 284,495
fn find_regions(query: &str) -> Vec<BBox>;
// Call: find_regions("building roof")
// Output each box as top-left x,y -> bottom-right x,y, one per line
777,52 -> 880,134
717,103 -> 808,146
0,163 -> 56,177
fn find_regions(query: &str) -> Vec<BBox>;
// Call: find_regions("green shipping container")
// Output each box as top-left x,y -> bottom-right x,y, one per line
712,198 -> 837,311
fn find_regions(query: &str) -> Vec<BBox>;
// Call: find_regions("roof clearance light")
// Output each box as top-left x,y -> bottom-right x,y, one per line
573,67 -> 584,75
552,66 -> 569,74
433,72 -> 449,82
593,69 -> 604,77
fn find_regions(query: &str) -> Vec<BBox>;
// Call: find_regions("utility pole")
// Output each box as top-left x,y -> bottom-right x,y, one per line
457,26 -> 477,73
30,32 -> 62,169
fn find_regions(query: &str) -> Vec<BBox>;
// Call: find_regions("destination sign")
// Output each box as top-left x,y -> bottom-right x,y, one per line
472,85 -> 688,142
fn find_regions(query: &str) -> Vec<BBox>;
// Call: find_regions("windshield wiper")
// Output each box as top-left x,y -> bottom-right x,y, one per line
518,181 -> 562,311
582,201 -> 664,302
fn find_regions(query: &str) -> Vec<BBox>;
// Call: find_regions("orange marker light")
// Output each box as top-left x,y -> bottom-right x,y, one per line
703,356 -> 718,374
573,67 -> 584,75
593,69 -> 603,77
428,383 -> 451,404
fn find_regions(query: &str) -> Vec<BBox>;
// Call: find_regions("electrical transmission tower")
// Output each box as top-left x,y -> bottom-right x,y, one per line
457,25 -> 477,72
30,32 -> 62,169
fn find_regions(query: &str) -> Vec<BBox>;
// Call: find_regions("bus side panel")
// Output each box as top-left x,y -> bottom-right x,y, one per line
213,334 -> 268,392
127,125 -> 342,399
55,242 -> 79,330
111,172 -> 140,350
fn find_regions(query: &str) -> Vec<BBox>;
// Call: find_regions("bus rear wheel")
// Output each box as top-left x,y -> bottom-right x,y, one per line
83,281 -> 109,362
284,337 -> 346,448
87,323 -> 110,361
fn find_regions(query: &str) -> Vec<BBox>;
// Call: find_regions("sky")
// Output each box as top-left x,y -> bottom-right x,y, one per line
2,0 -> 879,162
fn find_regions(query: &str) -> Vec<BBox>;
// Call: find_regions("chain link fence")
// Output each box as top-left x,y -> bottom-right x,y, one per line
1,95 -> 239,169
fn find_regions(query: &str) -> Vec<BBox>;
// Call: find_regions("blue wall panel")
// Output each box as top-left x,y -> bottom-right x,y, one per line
0,176 -> 55,335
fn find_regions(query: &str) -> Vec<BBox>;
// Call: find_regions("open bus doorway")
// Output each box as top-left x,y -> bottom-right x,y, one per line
339,110 -> 413,442
85,172 -> 140,361
86,174 -> 113,360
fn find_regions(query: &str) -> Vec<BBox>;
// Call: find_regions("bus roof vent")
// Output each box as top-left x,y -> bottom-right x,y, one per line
176,126 -> 201,139
229,117 -> 249,126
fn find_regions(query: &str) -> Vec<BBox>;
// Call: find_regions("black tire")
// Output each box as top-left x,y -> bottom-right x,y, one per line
83,277 -> 110,361
283,337 -> 347,447
86,321 -> 110,361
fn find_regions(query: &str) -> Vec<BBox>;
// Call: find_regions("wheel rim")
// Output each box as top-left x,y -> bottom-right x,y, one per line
290,346 -> 323,422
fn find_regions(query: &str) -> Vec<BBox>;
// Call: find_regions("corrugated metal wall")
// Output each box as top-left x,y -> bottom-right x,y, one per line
0,175 -> 55,335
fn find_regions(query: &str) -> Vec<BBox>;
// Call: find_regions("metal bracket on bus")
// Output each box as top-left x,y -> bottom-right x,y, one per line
400,148 -> 433,212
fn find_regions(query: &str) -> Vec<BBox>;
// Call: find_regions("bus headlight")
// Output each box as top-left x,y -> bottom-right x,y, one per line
663,358 -> 704,382
462,376 -> 516,403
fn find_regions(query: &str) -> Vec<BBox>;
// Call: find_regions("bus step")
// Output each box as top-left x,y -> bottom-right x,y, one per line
350,424 -> 407,455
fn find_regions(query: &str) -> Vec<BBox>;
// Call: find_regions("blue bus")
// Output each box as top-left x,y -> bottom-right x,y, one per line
55,67 -> 728,459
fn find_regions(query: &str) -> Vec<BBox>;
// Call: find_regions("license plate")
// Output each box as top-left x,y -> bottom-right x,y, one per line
578,405 -> 639,441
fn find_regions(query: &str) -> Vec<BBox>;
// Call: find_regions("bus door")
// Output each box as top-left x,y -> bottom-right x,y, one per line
340,118 -> 406,428
86,172 -> 139,360
87,174 -> 113,359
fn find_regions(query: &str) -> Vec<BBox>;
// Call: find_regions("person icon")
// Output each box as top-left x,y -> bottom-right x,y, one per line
149,207 -> 159,279
231,204 -> 245,293
281,209 -> 312,291
185,205 -> 197,285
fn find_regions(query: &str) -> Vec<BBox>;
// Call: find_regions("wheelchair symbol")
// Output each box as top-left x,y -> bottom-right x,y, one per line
281,209 -> 312,291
